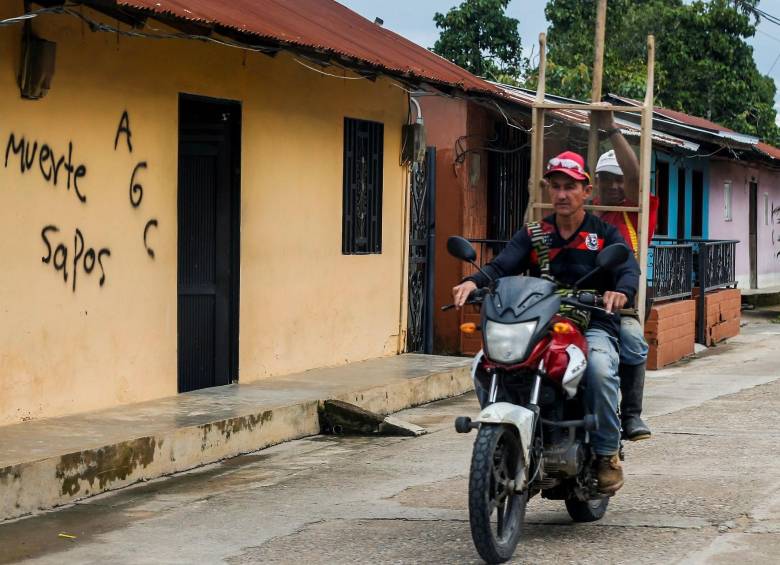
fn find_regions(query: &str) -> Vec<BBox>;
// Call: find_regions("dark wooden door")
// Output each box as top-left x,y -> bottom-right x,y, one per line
178,96 -> 240,393
750,181 -> 758,289
676,168 -> 687,239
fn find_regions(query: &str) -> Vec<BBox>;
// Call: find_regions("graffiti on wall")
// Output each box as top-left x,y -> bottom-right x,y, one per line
4,133 -> 88,203
2,109 -> 160,293
115,111 -> 159,258
41,225 -> 110,291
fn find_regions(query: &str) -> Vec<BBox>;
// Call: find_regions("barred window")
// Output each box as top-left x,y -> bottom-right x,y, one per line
342,117 -> 383,254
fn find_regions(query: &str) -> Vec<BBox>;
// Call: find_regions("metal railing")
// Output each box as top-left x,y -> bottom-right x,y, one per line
646,242 -> 694,303
651,238 -> 738,343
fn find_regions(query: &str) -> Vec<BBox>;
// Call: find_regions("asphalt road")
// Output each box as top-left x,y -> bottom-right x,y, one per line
2,312 -> 780,564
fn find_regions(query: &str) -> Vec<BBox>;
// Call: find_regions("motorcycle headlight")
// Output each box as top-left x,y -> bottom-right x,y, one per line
484,320 -> 538,364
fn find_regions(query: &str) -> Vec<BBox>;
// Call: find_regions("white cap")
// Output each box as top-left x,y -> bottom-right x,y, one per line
595,150 -> 623,176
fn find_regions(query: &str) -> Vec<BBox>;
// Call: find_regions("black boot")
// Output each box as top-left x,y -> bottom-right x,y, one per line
620,362 -> 651,441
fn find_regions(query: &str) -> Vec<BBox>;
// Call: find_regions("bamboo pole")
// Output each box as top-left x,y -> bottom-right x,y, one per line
587,0 -> 608,174
636,35 -> 655,325
527,32 -> 547,223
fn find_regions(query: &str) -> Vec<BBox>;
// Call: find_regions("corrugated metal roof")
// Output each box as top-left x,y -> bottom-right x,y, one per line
607,94 -> 761,146
756,141 -> 780,160
112,0 -> 505,96
490,83 -> 699,151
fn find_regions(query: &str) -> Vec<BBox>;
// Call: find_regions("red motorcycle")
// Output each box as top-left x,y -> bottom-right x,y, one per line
443,236 -> 630,564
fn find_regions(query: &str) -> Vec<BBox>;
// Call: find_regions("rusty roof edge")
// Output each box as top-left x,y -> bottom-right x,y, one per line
108,0 -> 504,98
486,82 -> 698,151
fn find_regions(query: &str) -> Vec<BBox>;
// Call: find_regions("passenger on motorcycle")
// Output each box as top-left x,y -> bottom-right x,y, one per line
452,151 -> 640,494
592,106 -> 657,441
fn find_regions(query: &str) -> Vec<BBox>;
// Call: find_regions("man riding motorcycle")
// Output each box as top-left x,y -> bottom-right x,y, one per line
452,151 -> 640,494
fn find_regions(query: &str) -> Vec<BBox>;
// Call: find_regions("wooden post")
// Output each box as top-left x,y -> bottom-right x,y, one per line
637,35 -> 655,325
527,32 -> 547,223
587,0 -> 608,174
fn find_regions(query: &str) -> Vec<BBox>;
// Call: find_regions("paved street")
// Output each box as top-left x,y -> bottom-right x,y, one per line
2,311 -> 780,564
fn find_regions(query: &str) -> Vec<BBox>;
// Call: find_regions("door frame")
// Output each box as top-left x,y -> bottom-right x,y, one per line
749,180 -> 758,289
178,93 -> 242,391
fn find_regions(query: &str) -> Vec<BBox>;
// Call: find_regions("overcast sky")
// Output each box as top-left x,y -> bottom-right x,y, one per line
338,0 -> 780,120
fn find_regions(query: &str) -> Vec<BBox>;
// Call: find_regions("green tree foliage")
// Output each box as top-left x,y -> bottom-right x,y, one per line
539,0 -> 779,143
432,0 -> 525,82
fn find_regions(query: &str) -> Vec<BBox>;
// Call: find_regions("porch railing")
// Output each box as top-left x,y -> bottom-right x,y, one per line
651,238 -> 738,343
646,242 -> 694,303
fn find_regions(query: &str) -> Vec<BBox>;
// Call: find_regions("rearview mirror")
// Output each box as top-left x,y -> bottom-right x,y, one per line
597,243 -> 630,270
446,236 -> 477,262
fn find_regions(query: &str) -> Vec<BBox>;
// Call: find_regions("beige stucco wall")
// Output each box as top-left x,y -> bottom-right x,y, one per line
0,3 -> 409,425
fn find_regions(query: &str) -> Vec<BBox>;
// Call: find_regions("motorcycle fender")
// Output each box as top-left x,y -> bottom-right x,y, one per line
475,402 -> 535,465
470,349 -> 485,383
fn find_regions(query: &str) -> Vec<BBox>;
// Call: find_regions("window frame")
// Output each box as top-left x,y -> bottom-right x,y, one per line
341,117 -> 384,255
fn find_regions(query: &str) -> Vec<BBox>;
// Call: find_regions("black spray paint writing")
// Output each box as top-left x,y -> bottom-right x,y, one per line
115,111 -> 157,259
5,133 -> 87,203
41,225 -> 111,292
114,111 -> 133,153
143,219 -> 159,258
130,161 -> 147,207
772,203 -> 780,260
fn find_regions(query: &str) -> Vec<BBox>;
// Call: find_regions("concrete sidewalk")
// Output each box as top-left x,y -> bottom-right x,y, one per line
0,354 -> 471,522
741,285 -> 780,307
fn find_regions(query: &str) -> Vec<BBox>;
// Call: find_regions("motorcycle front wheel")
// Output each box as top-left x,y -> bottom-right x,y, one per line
468,424 -> 527,564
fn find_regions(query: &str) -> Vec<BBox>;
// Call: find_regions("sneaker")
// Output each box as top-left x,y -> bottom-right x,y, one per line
596,454 -> 624,494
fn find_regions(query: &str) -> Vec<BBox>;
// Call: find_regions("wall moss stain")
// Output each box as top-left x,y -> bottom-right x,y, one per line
199,410 -> 274,449
0,465 -> 21,485
55,437 -> 158,496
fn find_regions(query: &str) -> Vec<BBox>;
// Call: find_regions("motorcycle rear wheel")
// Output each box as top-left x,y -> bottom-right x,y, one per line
565,497 -> 609,522
468,424 -> 527,564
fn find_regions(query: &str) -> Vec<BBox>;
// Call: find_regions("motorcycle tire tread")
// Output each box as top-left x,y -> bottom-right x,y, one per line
564,497 -> 609,522
468,425 -> 526,564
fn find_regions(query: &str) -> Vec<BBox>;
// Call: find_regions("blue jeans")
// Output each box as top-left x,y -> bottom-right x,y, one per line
584,328 -> 621,455
619,316 -> 649,366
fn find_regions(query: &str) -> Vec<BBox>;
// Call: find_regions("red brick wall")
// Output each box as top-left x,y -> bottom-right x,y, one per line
692,288 -> 741,346
645,300 -> 696,370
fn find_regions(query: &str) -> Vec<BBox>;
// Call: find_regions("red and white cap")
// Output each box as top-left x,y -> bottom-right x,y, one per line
544,151 -> 590,182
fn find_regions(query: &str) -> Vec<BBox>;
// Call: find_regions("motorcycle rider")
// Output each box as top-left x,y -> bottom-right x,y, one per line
593,107 -> 658,441
452,151 -> 640,494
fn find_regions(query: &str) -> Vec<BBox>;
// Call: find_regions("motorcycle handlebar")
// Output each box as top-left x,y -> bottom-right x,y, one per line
441,287 -> 489,311
562,292 -> 614,316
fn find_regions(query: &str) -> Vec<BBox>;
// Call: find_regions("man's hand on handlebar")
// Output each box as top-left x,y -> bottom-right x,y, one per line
452,280 -> 478,309
603,291 -> 628,314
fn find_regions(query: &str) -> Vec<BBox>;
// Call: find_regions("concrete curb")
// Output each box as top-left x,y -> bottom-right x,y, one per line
1,363 -> 472,522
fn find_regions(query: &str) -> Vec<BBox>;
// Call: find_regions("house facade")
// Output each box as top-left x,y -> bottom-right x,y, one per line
0,0 -> 501,425
708,156 -> 780,289
423,85 -> 780,357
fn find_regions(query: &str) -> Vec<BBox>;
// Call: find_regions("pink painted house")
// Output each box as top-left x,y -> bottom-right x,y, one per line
708,146 -> 780,289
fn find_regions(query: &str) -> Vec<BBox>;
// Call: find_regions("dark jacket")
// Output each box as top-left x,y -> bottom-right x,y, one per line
465,213 -> 640,337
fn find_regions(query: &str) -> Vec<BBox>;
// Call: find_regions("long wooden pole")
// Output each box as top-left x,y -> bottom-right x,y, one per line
527,32 -> 547,223
637,35 -> 655,325
587,0 -> 608,174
